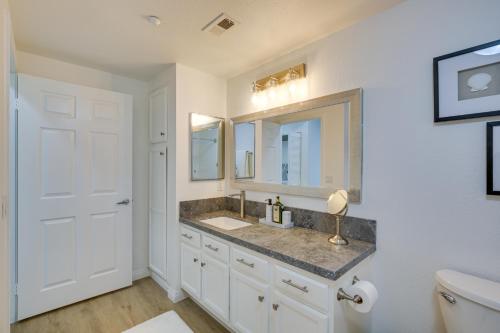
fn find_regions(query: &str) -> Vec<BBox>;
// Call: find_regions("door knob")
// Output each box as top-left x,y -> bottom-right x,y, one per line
116,199 -> 130,205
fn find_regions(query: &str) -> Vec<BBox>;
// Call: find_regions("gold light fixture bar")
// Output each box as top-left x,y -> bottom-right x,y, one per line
253,63 -> 306,92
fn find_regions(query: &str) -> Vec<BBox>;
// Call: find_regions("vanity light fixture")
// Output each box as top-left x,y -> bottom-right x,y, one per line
251,64 -> 307,109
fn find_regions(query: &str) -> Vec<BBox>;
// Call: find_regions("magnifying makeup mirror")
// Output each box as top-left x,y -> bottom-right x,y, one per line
327,189 -> 349,245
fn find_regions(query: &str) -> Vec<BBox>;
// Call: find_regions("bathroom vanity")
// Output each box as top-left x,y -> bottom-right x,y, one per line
178,199 -> 376,333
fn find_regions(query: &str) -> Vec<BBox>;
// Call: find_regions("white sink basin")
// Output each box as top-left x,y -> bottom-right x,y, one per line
200,217 -> 252,230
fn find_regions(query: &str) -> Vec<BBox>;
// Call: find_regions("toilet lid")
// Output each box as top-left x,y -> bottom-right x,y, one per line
436,269 -> 500,311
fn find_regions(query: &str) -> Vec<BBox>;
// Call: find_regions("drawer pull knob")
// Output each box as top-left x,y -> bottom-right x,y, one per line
282,279 -> 309,293
193,258 -> 198,263
258,296 -> 264,302
182,233 -> 193,240
201,262 -> 206,267
160,132 -> 165,136
205,244 -> 219,252
236,258 -> 255,268
272,304 -> 279,311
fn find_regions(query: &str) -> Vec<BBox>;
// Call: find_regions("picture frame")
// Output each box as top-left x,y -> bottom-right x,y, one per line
487,121 -> 500,195
434,39 -> 500,122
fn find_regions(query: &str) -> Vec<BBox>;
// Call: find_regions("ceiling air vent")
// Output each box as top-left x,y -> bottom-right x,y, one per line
202,13 -> 238,36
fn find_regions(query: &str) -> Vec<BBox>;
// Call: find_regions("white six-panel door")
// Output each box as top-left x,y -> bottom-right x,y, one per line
17,74 -> 133,320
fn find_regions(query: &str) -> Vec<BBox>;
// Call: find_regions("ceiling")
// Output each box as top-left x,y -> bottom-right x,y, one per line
10,0 -> 402,81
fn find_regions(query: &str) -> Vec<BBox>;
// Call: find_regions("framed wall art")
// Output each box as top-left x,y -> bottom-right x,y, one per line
434,39 -> 500,122
487,121 -> 500,195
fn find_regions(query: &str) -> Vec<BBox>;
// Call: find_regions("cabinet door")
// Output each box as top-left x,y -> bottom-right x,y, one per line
231,270 -> 269,333
270,291 -> 328,333
149,88 -> 167,143
149,145 -> 167,279
201,254 -> 229,321
181,243 -> 201,298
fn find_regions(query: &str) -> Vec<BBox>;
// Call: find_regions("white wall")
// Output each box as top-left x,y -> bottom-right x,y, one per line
227,0 -> 500,332
0,0 -> 13,330
150,64 -> 226,297
16,51 -> 151,278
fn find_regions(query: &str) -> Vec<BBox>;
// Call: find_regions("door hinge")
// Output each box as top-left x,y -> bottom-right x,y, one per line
14,284 -> 18,296
1,196 -> 6,219
15,98 -> 20,111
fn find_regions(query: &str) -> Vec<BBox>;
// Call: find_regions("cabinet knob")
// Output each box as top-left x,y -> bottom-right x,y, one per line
193,258 -> 198,263
258,296 -> 264,302
201,262 -> 206,267
272,304 -> 279,311
160,132 -> 165,136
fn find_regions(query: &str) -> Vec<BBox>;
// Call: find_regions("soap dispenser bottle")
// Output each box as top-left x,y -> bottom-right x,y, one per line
265,199 -> 273,223
272,196 -> 284,224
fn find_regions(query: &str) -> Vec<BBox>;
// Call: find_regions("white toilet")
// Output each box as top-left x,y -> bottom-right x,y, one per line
436,269 -> 500,333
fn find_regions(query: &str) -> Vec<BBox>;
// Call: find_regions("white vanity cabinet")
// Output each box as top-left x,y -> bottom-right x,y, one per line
149,87 -> 167,143
180,223 -> 372,333
180,243 -> 201,298
270,290 -> 328,333
230,269 -> 269,333
201,253 -> 230,320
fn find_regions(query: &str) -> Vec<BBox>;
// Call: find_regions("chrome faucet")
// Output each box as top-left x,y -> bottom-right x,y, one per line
228,190 -> 246,218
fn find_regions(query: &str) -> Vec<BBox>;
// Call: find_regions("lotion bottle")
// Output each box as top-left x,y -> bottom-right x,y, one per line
265,199 -> 273,223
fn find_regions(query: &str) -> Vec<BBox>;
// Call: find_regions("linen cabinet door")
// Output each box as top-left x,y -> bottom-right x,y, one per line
201,254 -> 229,321
270,290 -> 328,333
230,269 -> 269,333
149,87 -> 167,143
180,243 -> 201,298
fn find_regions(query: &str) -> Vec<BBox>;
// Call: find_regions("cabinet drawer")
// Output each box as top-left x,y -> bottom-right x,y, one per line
231,247 -> 269,283
202,235 -> 229,263
274,266 -> 329,313
180,226 -> 201,248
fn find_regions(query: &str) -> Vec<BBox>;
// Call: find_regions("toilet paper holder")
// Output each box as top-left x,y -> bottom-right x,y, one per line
337,276 -> 363,304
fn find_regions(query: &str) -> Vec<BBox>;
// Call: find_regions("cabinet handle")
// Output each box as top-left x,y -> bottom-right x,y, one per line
205,244 -> 219,252
281,279 -> 309,293
182,233 -> 193,240
236,258 -> 254,268
160,152 -> 165,156
201,262 -> 206,267
258,296 -> 264,302
160,132 -> 165,136
272,304 -> 279,311
193,258 -> 198,263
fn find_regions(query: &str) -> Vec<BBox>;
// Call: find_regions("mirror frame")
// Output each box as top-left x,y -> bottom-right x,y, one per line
190,113 -> 225,181
228,88 -> 362,202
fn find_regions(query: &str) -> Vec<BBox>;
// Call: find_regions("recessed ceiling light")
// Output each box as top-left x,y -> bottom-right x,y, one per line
146,15 -> 161,26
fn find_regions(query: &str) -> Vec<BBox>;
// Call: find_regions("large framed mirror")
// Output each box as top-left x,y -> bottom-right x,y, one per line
229,88 -> 362,202
190,113 -> 225,181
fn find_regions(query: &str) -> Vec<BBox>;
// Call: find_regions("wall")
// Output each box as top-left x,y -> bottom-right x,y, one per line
16,51 -> 151,279
150,64 -> 226,298
226,0 -> 500,332
0,0 -> 13,330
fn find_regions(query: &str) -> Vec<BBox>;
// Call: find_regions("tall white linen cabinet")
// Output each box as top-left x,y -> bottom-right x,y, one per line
148,88 -> 168,283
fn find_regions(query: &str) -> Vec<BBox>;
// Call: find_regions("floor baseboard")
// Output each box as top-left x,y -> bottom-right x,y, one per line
133,267 -> 150,281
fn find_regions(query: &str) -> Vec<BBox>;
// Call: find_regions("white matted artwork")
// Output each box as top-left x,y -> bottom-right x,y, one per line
434,39 -> 500,122
487,121 -> 500,195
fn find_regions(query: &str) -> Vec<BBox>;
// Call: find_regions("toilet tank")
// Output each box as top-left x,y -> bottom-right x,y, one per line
436,270 -> 500,333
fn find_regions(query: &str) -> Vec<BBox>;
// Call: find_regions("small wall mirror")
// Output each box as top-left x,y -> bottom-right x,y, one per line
190,113 -> 225,181
229,89 -> 362,202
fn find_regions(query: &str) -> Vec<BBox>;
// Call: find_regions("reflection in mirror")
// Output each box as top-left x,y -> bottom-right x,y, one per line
234,122 -> 255,179
190,113 -> 225,181
260,103 -> 345,189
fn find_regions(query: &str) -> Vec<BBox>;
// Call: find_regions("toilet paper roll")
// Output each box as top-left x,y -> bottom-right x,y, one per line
347,280 -> 378,313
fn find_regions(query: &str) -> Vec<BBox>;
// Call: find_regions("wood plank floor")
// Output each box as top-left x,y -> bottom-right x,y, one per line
11,278 -> 229,333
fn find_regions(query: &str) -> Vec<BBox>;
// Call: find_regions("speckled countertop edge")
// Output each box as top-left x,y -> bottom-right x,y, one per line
180,211 -> 376,281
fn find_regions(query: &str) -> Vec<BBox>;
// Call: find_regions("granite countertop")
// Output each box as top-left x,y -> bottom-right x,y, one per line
180,210 -> 376,281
